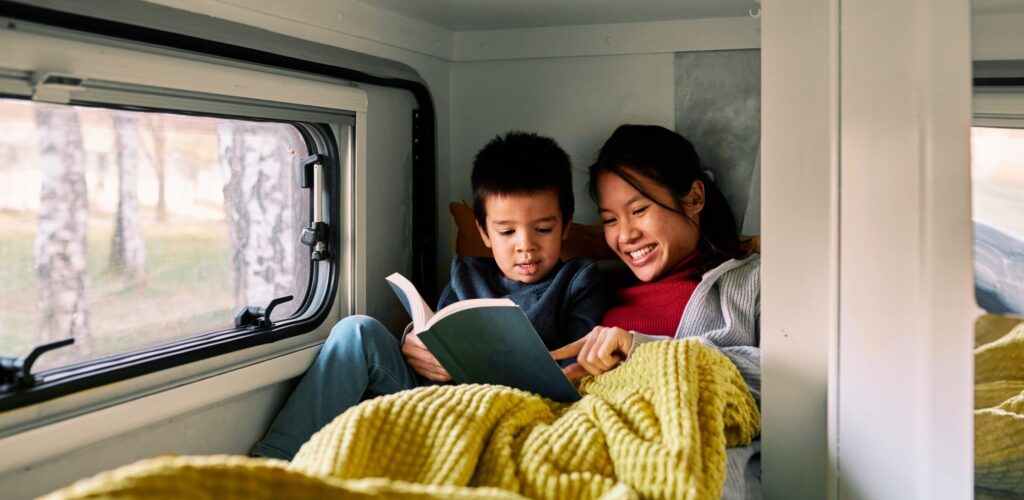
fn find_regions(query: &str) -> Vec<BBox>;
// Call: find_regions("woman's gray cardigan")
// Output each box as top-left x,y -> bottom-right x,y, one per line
629,253 -> 761,404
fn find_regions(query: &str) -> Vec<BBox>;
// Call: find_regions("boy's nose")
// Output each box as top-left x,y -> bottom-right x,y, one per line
516,234 -> 537,252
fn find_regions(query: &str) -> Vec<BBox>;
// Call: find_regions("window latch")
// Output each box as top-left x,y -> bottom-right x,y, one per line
235,295 -> 294,329
0,338 -> 75,391
298,154 -> 330,262
31,73 -> 86,105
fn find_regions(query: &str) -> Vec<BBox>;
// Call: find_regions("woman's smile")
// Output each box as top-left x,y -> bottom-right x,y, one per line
626,243 -> 657,264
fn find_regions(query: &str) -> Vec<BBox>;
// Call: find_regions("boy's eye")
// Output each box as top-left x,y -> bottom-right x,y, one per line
536,227 -> 553,234
632,206 -> 649,216
498,230 -> 514,236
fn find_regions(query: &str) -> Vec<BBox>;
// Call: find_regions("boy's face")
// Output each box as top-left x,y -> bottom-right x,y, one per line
476,191 -> 570,284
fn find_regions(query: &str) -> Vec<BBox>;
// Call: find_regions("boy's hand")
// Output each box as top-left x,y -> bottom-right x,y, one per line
551,326 -> 633,380
402,332 -> 452,382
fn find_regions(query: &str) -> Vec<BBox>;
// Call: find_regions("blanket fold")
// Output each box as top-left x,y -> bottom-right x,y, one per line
43,339 -> 760,500
975,316 -> 1024,496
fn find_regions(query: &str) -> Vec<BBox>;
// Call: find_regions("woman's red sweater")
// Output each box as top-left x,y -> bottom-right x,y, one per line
601,251 -> 702,337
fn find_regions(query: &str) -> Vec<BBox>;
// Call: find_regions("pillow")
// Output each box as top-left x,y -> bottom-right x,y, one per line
740,235 -> 760,255
450,202 -> 618,261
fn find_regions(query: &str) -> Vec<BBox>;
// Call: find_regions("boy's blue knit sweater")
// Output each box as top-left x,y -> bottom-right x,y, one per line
435,255 -> 607,349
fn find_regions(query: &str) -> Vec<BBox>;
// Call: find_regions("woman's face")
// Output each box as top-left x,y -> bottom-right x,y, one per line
597,169 -> 704,282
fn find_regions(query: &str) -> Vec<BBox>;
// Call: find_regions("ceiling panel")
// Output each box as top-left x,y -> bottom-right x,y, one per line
356,0 -> 758,31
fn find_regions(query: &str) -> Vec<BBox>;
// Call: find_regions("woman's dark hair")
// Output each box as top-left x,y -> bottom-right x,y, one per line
586,124 -> 742,273
472,131 -> 574,229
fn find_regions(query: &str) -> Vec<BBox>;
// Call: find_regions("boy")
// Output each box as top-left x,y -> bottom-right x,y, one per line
252,131 -> 607,460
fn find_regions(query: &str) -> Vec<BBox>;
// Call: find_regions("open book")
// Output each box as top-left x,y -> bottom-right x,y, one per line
386,272 -> 580,402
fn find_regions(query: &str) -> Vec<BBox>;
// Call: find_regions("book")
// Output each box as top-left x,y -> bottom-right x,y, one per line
386,272 -> 581,402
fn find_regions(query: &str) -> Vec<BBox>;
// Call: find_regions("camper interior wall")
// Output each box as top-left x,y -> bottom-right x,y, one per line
0,0 -> 1006,498
0,1 -> 768,498
973,8 -> 1024,60
838,1 -> 973,498
450,56 -> 676,223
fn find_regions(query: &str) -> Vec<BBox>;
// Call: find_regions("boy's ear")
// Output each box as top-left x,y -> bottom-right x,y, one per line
475,220 -> 493,248
561,218 -> 572,241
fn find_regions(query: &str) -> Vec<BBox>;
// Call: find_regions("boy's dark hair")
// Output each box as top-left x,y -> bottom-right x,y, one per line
472,131 -> 574,229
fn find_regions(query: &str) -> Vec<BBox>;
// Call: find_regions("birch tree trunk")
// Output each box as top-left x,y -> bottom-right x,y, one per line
110,112 -> 147,285
218,122 -> 298,312
33,104 -> 90,359
142,115 -> 168,222
286,126 -> 309,319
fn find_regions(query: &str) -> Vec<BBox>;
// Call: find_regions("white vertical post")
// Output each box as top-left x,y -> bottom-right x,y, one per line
838,0 -> 973,498
353,110 -> 368,316
761,1 -> 839,498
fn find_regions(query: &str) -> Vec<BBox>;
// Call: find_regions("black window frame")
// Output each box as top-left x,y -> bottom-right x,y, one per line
0,101 -> 344,411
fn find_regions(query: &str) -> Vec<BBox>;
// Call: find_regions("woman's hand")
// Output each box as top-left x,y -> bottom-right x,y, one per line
551,326 -> 634,380
402,332 -> 451,382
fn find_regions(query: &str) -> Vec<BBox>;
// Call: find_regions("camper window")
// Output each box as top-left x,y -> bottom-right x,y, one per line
971,86 -> 1024,497
971,89 -> 1024,316
0,98 -> 314,373
0,22 -> 363,412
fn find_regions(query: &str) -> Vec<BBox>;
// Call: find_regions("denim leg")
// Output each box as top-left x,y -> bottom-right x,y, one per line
250,315 -> 419,460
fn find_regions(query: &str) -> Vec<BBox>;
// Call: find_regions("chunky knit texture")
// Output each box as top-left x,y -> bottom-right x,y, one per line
974,317 -> 1024,495
39,455 -> 529,499
43,340 -> 759,500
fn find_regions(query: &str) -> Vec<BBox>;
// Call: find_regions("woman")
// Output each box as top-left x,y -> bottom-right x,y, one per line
552,124 -> 762,495
552,124 -> 760,405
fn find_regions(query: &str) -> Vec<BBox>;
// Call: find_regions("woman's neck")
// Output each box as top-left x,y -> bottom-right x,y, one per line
656,250 -> 701,281
601,251 -> 703,337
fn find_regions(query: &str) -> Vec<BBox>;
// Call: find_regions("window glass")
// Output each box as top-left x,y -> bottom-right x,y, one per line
0,98 -> 311,370
971,125 -> 1024,497
971,127 -> 1024,316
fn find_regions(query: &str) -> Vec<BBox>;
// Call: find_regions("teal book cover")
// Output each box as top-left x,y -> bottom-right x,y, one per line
386,272 -> 580,402
420,306 -> 580,402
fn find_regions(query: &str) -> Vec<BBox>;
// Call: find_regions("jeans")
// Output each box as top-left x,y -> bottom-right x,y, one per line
250,315 -> 419,460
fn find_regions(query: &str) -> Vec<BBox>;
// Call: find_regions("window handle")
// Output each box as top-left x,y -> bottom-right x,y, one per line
0,338 -> 75,391
299,154 -> 330,261
234,295 -> 294,329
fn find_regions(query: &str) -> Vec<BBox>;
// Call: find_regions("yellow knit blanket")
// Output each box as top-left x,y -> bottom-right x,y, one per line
42,340 -> 760,500
975,315 -> 1024,496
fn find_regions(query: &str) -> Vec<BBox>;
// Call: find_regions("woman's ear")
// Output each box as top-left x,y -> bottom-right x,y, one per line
475,220 -> 493,248
686,180 -> 706,216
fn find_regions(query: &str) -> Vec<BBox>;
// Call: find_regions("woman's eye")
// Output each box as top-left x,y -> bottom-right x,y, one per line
632,206 -> 649,216
601,218 -> 617,225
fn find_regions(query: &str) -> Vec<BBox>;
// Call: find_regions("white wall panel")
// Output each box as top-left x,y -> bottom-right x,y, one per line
760,0 -> 838,498
453,17 -> 759,61
0,382 -> 294,499
362,85 -> 418,330
973,11 -> 1024,60
450,54 -> 675,224
838,0 -> 973,497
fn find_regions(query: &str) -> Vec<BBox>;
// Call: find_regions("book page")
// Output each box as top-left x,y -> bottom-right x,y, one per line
425,298 -> 516,331
385,272 -> 434,330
